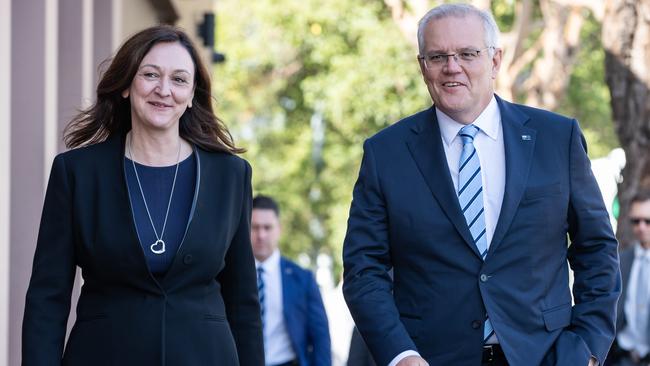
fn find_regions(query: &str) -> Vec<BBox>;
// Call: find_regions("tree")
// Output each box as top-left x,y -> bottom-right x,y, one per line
602,0 -> 650,246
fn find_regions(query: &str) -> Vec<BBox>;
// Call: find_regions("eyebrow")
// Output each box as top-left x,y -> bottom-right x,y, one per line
427,46 -> 481,53
139,64 -> 192,75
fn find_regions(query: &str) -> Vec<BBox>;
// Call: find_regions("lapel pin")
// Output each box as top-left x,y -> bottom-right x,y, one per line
521,135 -> 531,141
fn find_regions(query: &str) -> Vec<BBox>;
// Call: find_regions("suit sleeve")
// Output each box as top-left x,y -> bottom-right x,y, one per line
217,160 -> 265,366
557,119 -> 621,365
22,155 -> 77,365
305,271 -> 331,366
342,140 -> 416,366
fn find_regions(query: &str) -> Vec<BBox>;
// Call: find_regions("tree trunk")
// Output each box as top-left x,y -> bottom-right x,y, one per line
602,0 -> 650,247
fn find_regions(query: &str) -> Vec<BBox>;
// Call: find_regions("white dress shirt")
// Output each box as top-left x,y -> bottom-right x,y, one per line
618,244 -> 650,357
389,97 -> 505,366
256,249 -> 297,365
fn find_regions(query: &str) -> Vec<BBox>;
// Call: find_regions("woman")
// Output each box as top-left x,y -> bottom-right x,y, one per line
22,25 -> 263,365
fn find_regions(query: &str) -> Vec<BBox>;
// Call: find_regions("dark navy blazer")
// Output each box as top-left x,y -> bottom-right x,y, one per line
280,257 -> 331,366
22,134 -> 264,366
343,96 -> 621,366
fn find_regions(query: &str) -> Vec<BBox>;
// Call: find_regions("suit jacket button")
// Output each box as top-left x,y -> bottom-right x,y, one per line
480,274 -> 488,282
472,320 -> 481,329
183,254 -> 193,265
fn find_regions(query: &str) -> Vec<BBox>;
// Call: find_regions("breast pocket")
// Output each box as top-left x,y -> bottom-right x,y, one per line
523,182 -> 562,201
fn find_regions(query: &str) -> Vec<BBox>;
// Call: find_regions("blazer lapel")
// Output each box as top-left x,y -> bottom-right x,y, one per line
488,97 -> 536,255
280,259 -> 296,328
159,147 -> 202,284
406,107 -> 479,257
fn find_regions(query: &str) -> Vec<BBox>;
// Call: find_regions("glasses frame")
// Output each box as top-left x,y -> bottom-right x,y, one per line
418,46 -> 495,69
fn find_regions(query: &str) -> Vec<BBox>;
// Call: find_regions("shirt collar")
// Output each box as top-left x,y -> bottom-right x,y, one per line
256,248 -> 281,272
634,243 -> 650,260
436,95 -> 500,147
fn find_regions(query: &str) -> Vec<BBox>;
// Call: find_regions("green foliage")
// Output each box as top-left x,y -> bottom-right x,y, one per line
215,0 -> 429,275
556,11 -> 619,158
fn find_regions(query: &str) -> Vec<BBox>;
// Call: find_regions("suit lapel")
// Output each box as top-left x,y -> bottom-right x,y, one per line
280,258 -> 296,328
160,147 -> 202,284
406,108 -> 479,257
488,97 -> 535,256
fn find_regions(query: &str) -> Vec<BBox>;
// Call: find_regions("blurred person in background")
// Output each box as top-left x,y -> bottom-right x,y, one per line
22,25 -> 263,366
342,3 -> 620,366
606,191 -> 650,366
347,326 -> 376,366
252,195 -> 331,366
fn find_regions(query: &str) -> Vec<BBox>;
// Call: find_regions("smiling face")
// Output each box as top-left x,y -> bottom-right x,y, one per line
123,41 -> 195,132
418,15 -> 501,124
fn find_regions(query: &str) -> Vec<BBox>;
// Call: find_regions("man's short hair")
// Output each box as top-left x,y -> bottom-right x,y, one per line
417,3 -> 500,56
631,190 -> 650,205
252,195 -> 280,217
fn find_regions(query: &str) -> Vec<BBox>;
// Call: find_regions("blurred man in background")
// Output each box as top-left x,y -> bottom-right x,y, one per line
607,191 -> 650,366
252,195 -> 331,366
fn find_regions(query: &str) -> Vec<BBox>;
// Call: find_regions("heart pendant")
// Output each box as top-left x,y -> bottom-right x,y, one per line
150,239 -> 166,254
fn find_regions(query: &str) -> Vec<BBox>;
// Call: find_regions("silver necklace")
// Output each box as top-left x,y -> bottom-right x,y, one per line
128,134 -> 181,255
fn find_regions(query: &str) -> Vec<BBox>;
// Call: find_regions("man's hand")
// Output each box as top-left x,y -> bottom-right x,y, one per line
396,355 -> 429,366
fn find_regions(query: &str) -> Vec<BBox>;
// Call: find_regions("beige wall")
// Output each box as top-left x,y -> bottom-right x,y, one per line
3,1 -> 217,365
0,0 -> 11,364
121,0 -> 159,44
173,0 -> 216,64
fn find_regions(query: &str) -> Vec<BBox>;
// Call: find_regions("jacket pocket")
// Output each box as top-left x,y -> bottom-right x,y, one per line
204,314 -> 227,322
523,182 -> 562,201
542,303 -> 571,331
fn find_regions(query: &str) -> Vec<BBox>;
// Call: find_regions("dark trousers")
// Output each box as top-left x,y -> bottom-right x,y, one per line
605,341 -> 650,366
270,360 -> 299,366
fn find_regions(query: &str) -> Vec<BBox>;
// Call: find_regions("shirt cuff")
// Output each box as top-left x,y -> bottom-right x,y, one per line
388,350 -> 421,366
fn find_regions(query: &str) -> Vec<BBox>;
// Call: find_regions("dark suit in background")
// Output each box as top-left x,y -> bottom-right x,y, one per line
281,257 -> 331,366
347,327 -> 376,366
606,192 -> 650,366
251,195 -> 331,366
22,136 -> 264,365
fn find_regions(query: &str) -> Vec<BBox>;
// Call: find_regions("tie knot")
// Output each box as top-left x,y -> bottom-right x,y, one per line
459,124 -> 479,144
257,266 -> 264,275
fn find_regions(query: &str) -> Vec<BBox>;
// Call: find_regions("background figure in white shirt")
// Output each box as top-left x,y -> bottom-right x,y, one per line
252,195 -> 332,366
607,191 -> 650,366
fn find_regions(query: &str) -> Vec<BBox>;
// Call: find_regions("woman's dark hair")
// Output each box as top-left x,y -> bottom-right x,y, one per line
63,25 -> 243,154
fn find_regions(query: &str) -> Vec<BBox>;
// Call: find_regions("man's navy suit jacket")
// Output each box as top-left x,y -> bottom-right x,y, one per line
343,96 -> 621,366
279,257 -> 331,366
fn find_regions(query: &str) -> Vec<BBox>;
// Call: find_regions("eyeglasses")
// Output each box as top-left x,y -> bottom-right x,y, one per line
418,47 -> 494,69
630,218 -> 650,226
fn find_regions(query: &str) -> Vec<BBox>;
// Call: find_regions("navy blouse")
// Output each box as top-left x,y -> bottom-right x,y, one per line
124,153 -> 196,275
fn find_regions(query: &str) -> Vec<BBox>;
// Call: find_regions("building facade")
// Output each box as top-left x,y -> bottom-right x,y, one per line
1,0 -> 218,364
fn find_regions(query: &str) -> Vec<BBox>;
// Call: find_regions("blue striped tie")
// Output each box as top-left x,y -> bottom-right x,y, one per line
458,124 -> 494,341
257,266 -> 265,328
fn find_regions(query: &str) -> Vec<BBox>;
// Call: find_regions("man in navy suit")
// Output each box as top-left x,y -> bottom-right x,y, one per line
252,195 -> 331,366
342,3 -> 620,366
606,191 -> 650,366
